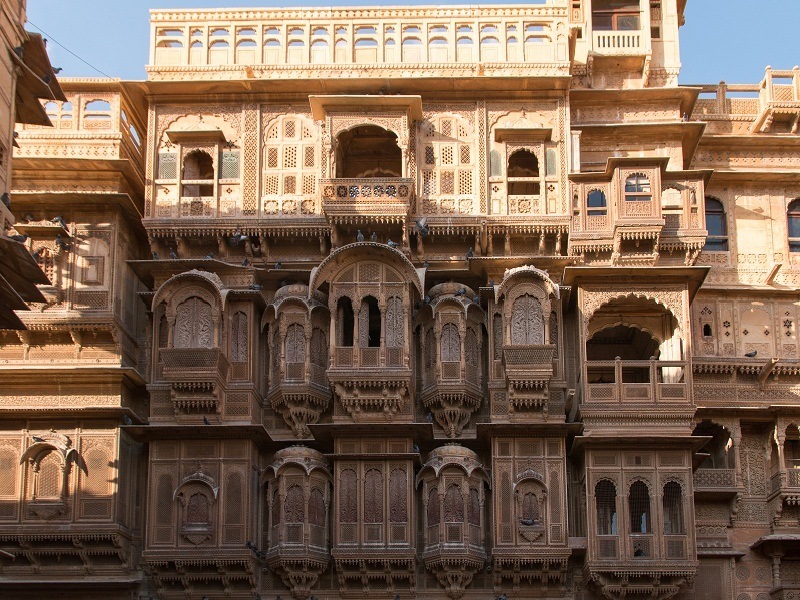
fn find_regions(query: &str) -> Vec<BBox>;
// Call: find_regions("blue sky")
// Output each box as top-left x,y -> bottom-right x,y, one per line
25,0 -> 798,84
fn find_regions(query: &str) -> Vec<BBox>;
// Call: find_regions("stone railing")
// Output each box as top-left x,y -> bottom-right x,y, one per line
591,30 -> 645,55
585,359 -> 687,405
331,345 -> 405,370
691,68 -> 800,120
147,6 -> 570,80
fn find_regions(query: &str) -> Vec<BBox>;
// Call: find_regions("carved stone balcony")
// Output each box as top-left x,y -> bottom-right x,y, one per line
502,344 -> 556,416
328,345 -> 413,423
693,468 -> 739,500
587,533 -> 695,600
582,359 -> 692,434
585,359 -> 688,405
591,30 -> 646,57
160,347 -> 229,413
267,362 -> 331,438
320,178 -> 413,224
420,367 -> 482,438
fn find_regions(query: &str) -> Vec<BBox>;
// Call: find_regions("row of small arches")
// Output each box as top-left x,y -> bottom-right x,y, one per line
595,479 -> 685,536
157,22 -> 551,40
158,35 -> 553,49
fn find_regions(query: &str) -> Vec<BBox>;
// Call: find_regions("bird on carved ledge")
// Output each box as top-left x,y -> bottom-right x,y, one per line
205,251 -> 214,259
169,248 -> 178,260
745,350 -> 758,358
371,231 -> 378,242
466,246 -> 474,259
387,239 -> 399,249
356,230 -> 364,242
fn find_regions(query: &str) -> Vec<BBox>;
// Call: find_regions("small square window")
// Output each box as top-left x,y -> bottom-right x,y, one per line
81,256 -> 104,285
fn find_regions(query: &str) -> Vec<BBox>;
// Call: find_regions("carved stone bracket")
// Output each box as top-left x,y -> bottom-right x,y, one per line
425,556 -> 484,599
269,556 -> 328,600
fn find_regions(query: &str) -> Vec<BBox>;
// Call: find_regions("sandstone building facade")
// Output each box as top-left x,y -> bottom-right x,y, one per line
2,0 -> 800,598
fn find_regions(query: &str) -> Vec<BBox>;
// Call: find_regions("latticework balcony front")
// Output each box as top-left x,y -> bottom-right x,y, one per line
328,345 -> 413,422
420,365 -> 482,438
320,177 -> 413,224
160,347 -> 229,413
693,467 -> 739,499
267,361 -> 330,439
502,343 -> 556,417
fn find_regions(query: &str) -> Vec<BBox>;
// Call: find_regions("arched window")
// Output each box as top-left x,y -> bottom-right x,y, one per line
340,469 -> 357,523
336,297 -> 354,347
788,199 -> 800,252
595,480 -> 617,535
440,323 -> 461,363
385,296 -> 404,348
468,487 -> 481,526
521,491 -> 539,523
444,484 -> 464,522
359,296 -> 381,348
308,487 -> 326,527
186,492 -> 211,525
363,468 -> 383,523
231,311 -> 248,363
510,294 -> 544,345
36,452 -> 62,500
182,150 -> 214,197
587,189 -> 607,216
284,323 -> 306,380
628,481 -> 651,534
704,197 -> 728,251
507,149 -> 540,196
174,296 -> 213,348
624,173 -> 651,202
284,485 -> 305,523
662,482 -> 684,534
427,486 -> 440,526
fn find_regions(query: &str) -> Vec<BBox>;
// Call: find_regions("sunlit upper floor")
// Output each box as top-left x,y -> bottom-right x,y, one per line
146,1 -> 684,88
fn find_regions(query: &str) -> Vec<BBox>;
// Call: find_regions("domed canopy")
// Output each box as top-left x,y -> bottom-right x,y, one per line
309,242 -> 423,298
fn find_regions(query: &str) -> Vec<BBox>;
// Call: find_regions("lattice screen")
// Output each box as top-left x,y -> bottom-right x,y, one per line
419,115 -> 475,211
263,115 -> 317,199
